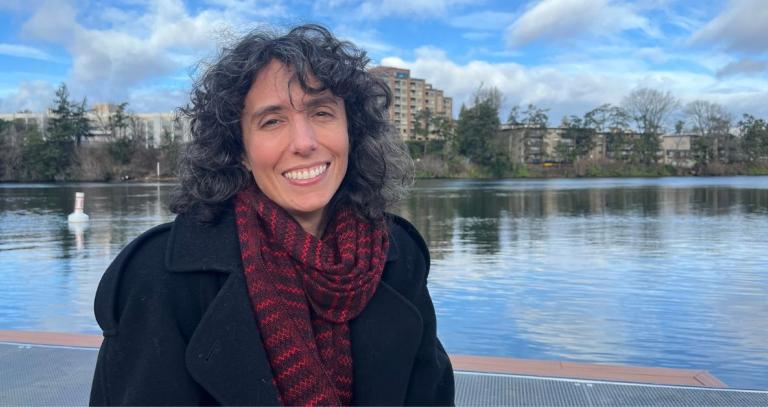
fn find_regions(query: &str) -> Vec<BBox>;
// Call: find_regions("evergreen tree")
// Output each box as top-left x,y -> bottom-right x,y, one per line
455,87 -> 501,167
34,83 -> 80,179
739,114 -> 768,163
107,102 -> 136,164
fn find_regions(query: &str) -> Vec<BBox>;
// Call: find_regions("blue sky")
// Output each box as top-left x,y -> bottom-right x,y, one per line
1,0 -> 767,126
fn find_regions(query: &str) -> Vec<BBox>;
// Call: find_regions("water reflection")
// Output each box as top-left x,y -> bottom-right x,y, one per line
1,177 -> 767,390
396,177 -> 768,390
0,183 -> 176,334
67,222 -> 88,251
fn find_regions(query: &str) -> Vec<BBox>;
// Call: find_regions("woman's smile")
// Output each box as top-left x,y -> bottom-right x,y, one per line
283,162 -> 330,183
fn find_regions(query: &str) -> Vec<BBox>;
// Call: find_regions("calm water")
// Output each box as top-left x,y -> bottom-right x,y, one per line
1,177 -> 767,390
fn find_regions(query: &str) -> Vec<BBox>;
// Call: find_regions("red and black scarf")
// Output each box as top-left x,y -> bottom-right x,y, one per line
234,184 -> 389,406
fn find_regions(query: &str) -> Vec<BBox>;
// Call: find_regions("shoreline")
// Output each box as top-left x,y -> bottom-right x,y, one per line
2,172 -> 768,184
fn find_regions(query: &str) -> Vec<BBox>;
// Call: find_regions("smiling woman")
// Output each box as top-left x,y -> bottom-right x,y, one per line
88,24 -> 454,406
240,61 -> 350,236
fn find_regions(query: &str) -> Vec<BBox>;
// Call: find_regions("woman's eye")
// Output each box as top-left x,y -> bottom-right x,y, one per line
260,118 -> 281,128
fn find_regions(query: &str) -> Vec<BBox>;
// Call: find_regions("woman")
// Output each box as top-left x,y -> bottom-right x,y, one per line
90,24 -> 454,405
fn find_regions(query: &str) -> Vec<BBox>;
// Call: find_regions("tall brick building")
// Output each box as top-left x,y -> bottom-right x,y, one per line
370,66 -> 453,141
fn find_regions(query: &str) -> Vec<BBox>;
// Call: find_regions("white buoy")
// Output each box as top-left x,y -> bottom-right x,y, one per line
67,192 -> 90,223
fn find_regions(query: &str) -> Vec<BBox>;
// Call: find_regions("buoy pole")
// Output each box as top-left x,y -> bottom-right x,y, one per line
67,192 -> 90,223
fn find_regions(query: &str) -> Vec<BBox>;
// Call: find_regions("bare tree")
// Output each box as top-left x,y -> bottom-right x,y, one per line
684,100 -> 731,137
622,88 -> 680,164
685,100 -> 732,164
622,88 -> 679,136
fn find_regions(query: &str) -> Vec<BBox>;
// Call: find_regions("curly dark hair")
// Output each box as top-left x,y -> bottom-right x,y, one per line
171,24 -> 413,223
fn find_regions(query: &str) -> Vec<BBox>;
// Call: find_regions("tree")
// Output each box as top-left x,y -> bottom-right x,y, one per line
585,104 -> 631,132
38,83 -> 90,179
21,127 -> 61,180
556,115 -> 597,163
685,100 -> 732,165
108,102 -> 131,139
455,86 -> 502,166
522,103 -> 549,128
71,98 -> 91,146
507,105 -> 522,125
622,88 -> 679,164
674,120 -> 685,135
107,103 -> 137,165
413,107 -> 432,138
159,127 -> 182,176
429,115 -> 454,142
685,100 -> 730,137
739,114 -> 768,163
429,114 -> 454,159
0,119 -> 23,179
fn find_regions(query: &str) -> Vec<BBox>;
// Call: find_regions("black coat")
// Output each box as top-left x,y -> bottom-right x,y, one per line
90,208 -> 454,406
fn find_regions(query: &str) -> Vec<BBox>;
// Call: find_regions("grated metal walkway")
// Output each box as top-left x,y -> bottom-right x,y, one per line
2,342 -> 767,406
455,371 -> 768,406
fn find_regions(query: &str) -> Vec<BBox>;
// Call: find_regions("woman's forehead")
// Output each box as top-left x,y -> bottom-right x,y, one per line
245,60 -> 340,111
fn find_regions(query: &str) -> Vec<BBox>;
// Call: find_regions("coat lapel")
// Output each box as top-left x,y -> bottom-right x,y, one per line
168,210 -> 281,405
185,270 -> 281,406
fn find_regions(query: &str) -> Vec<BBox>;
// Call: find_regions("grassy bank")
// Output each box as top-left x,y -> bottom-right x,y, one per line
413,154 -> 768,179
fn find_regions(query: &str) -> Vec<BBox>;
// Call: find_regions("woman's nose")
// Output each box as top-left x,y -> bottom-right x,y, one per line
290,117 -> 318,155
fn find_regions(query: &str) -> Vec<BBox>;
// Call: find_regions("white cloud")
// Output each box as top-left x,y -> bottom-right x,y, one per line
335,26 -> 397,56
0,80 -> 56,113
17,0 -> 286,105
381,47 -> 635,121
691,0 -> 768,54
128,86 -> 190,113
0,43 -> 54,61
505,0 -> 658,48
380,45 -> 768,123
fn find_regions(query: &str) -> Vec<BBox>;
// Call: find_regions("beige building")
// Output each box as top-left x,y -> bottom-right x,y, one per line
370,66 -> 453,141
497,125 -> 705,167
0,111 -> 50,136
497,124 -> 606,164
1,104 -> 190,147
661,134 -> 695,167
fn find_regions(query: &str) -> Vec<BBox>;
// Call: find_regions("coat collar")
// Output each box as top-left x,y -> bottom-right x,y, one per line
166,207 -> 400,273
168,207 -> 417,405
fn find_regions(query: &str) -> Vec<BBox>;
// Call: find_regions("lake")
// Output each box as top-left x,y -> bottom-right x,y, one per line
1,177 -> 767,390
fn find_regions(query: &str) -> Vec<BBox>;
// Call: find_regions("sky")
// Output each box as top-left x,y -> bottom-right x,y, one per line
1,0 -> 767,126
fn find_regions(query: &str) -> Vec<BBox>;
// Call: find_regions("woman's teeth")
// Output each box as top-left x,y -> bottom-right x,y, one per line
284,164 -> 328,181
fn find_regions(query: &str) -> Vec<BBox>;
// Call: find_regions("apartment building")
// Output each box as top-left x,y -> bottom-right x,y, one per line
370,66 -> 453,141
0,103 -> 190,147
497,124 -> 705,167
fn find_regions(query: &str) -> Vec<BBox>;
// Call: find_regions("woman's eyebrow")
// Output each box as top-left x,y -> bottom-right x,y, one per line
303,94 -> 341,110
248,94 -> 340,124
248,105 -> 283,124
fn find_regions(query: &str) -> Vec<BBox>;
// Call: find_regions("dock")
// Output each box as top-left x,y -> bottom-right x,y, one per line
1,330 -> 767,406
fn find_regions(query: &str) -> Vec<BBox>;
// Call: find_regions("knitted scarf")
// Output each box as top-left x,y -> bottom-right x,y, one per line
234,185 -> 389,406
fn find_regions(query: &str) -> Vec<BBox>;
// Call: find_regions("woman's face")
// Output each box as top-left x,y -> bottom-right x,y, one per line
240,60 -> 349,235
